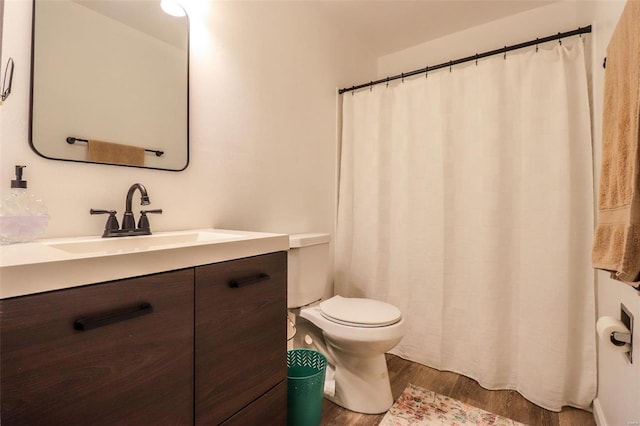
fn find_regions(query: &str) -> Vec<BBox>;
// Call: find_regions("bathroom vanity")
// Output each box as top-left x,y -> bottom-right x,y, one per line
0,229 -> 289,425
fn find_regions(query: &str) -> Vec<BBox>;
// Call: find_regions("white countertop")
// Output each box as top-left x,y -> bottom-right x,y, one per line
0,229 -> 289,299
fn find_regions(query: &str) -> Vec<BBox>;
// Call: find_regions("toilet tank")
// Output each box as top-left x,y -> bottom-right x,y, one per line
288,233 -> 330,309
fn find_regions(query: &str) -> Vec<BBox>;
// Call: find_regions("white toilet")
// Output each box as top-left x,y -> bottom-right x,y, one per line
288,233 -> 405,414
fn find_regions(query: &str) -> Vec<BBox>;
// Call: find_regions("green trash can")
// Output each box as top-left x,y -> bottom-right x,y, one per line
287,349 -> 327,426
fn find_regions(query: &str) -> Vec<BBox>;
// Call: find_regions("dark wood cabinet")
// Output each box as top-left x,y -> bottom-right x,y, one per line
221,381 -> 287,426
0,269 -> 195,426
0,251 -> 287,425
195,252 -> 287,425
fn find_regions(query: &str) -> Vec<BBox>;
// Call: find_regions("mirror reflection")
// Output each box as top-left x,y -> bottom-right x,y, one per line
30,0 -> 189,171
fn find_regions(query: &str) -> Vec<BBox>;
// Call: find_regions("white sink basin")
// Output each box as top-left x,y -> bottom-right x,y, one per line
0,228 -> 289,299
45,230 -> 243,254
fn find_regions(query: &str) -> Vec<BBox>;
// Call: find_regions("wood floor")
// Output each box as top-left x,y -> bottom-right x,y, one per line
320,354 -> 595,426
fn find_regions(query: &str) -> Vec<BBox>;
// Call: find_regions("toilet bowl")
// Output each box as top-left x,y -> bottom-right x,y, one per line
297,296 -> 404,414
287,233 -> 405,414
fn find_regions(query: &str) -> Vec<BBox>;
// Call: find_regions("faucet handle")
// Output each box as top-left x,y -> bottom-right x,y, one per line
137,209 -> 163,231
90,209 -> 119,233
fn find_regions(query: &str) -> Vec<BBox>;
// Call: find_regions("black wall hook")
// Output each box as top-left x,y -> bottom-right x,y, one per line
1,57 -> 14,102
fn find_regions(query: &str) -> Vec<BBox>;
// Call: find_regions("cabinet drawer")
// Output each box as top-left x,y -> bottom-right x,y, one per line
0,269 -> 194,426
195,252 -> 287,425
221,380 -> 286,426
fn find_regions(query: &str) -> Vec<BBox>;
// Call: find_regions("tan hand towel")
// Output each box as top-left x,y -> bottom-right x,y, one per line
87,139 -> 145,167
592,0 -> 640,285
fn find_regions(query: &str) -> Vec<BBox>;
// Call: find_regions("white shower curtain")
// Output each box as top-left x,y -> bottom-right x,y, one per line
336,41 -> 596,411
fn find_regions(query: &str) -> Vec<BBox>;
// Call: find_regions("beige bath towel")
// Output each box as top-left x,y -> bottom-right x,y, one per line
87,139 -> 145,167
592,0 -> 640,285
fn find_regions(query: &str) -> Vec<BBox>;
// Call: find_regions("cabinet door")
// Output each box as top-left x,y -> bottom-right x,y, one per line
0,269 -> 194,426
221,381 -> 287,426
195,252 -> 287,425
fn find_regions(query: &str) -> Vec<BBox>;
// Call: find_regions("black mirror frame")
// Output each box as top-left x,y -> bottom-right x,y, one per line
28,0 -> 190,172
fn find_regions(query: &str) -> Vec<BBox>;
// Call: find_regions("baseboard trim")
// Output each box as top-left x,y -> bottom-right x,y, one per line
593,398 -> 607,426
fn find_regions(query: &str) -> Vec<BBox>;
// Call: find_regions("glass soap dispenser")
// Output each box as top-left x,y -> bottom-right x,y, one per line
0,165 -> 49,244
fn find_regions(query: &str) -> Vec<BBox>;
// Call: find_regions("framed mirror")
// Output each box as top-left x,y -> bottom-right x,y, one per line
30,0 -> 189,171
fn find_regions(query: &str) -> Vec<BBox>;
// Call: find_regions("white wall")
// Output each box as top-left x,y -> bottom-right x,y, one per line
1,0 -> 375,241
378,2 -> 637,425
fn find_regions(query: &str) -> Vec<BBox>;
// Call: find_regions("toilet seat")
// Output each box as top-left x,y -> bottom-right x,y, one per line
319,296 -> 401,328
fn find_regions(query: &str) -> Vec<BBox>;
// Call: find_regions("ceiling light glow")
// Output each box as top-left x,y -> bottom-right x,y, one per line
161,0 -> 186,17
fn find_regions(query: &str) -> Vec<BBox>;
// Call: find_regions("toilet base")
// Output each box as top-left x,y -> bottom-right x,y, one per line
325,350 -> 393,414
291,309 -> 402,414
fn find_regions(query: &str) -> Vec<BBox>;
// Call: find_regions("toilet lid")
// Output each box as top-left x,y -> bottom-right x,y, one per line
319,296 -> 401,327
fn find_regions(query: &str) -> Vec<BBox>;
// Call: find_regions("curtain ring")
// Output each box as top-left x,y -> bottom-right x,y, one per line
449,60 -> 452,72
503,46 -> 507,60
558,33 -> 562,45
475,54 -> 478,66
535,38 -> 539,52
370,81 -> 373,92
425,66 -> 428,78
401,72 -> 404,83
386,77 -> 389,88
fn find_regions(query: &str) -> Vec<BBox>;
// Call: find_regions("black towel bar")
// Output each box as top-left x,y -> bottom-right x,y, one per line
66,137 -> 164,157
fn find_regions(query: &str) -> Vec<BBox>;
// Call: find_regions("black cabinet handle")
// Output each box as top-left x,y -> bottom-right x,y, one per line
228,273 -> 270,288
73,302 -> 153,331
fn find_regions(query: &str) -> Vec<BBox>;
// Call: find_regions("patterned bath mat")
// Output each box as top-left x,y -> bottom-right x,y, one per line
379,384 -> 526,426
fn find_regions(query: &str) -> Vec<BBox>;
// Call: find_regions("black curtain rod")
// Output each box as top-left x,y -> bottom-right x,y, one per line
338,25 -> 592,95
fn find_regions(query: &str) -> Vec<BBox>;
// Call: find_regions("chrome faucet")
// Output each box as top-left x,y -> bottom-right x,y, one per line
90,183 -> 162,237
